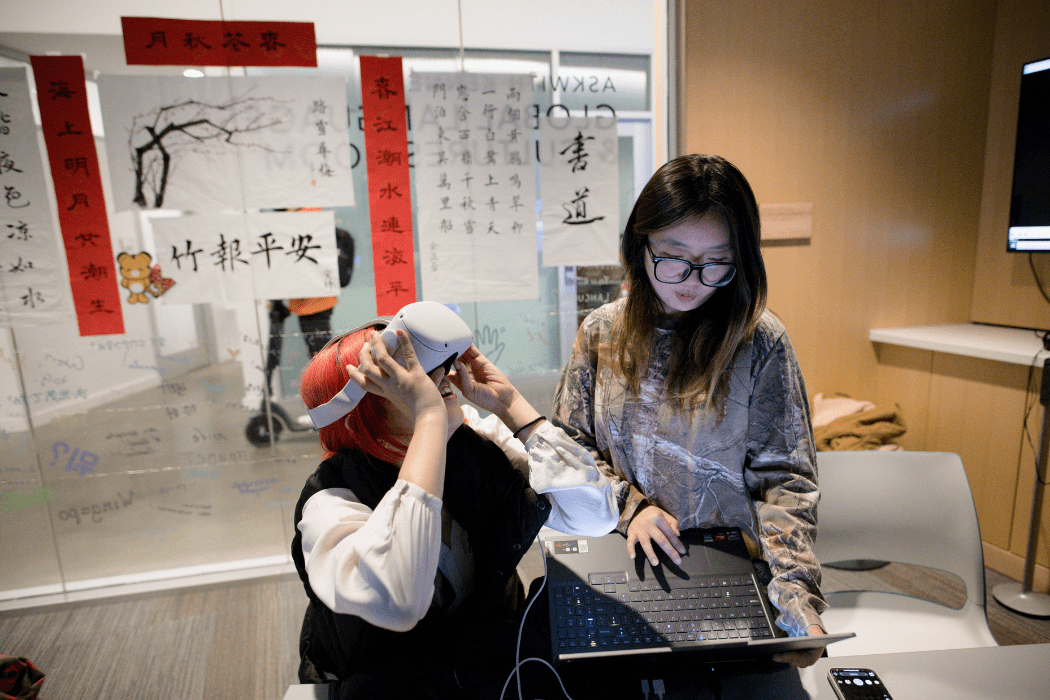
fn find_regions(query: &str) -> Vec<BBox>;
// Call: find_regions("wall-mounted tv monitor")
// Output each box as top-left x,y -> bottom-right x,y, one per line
1008,56 -> 1050,252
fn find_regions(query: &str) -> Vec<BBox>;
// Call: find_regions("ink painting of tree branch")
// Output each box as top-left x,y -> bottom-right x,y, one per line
98,76 -> 355,213
129,90 -> 287,208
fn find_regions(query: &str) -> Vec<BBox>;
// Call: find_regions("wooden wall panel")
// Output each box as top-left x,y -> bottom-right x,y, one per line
871,344 -> 933,452
925,354 -> 1031,550
681,0 -> 995,407
679,0 -> 1050,585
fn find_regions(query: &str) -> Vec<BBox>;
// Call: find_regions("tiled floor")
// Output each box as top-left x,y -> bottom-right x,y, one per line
1,559 -> 1048,700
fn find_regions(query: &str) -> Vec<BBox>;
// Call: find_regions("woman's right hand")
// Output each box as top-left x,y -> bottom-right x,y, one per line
348,330 -> 445,423
626,504 -> 686,566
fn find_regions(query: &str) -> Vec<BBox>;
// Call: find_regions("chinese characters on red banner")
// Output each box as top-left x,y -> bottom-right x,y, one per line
0,67 -> 73,327
31,55 -> 124,336
121,17 -> 317,67
360,56 -> 416,315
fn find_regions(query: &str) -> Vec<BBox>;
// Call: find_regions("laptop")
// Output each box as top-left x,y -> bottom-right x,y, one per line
543,526 -> 853,674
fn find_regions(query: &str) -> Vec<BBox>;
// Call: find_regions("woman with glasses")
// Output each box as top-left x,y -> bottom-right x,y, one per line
553,154 -> 827,667
291,307 -> 617,698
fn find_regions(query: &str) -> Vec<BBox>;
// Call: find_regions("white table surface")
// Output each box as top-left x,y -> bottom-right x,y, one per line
869,323 -> 1049,367
284,642 -> 1050,700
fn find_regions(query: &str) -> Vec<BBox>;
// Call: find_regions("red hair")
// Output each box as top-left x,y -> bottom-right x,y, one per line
299,326 -> 407,463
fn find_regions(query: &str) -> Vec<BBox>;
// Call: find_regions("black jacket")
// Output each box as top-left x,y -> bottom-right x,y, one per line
291,424 -> 551,683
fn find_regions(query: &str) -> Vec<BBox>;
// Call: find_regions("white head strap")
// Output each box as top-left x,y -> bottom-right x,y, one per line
306,302 -> 473,428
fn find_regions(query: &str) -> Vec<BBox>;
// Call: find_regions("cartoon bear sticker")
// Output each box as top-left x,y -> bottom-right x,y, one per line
117,252 -> 154,304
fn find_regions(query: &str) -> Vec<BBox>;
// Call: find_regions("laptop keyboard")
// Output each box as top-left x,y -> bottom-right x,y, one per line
552,573 -> 775,653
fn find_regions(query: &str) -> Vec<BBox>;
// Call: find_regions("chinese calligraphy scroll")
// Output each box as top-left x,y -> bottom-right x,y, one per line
121,17 -> 317,68
31,56 -> 124,336
540,115 -> 619,267
410,72 -> 538,303
360,56 -> 416,315
149,210 -> 340,304
97,75 -> 354,212
0,67 -> 73,328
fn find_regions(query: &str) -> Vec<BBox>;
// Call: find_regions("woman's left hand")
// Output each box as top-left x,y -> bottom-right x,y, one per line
448,344 -> 517,415
773,625 -> 826,668
350,330 -> 445,422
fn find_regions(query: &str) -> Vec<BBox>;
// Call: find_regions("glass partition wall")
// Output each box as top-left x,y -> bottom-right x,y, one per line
0,44 -> 652,602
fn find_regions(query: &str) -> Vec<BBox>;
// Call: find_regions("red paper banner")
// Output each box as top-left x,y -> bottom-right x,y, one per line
121,17 -> 317,67
360,56 -> 417,315
31,56 -> 124,336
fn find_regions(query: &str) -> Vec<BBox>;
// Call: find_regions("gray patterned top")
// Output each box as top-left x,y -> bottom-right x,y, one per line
553,298 -> 826,635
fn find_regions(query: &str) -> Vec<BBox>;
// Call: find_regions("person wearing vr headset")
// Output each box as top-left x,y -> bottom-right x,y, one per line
553,155 -> 827,669
291,301 -> 617,699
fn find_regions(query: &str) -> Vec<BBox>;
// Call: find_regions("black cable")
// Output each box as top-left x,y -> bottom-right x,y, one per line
708,672 -> 723,700
1018,255 -> 1050,485
1020,332 -> 1050,487
1028,253 -> 1050,306
499,533 -> 576,700
1020,345 -> 1038,480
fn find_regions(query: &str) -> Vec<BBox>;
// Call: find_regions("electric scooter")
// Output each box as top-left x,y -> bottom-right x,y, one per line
245,300 -> 317,447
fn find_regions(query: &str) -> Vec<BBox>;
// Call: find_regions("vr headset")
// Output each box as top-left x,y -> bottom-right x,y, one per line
306,301 -> 473,429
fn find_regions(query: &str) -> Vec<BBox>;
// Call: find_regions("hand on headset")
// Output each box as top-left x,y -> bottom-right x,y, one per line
451,345 -> 547,443
449,345 -> 517,415
351,329 -> 445,424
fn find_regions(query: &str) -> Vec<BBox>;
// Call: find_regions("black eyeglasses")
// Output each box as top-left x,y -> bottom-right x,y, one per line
645,239 -> 736,287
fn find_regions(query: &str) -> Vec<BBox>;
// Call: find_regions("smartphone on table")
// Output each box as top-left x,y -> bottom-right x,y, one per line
827,667 -> 893,700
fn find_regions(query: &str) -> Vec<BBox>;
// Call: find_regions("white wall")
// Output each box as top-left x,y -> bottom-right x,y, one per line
3,0 -> 654,55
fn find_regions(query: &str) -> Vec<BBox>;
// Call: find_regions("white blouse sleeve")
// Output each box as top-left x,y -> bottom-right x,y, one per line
297,479 -> 442,632
464,406 -> 618,536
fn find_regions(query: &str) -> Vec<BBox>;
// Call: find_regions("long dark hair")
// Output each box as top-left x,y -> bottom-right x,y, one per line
614,154 -> 767,418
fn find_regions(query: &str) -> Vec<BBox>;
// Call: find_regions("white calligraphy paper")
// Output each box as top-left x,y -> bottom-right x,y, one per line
150,210 -> 339,304
540,116 -> 619,267
0,67 -> 74,327
410,72 -> 538,302
97,76 -> 354,212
